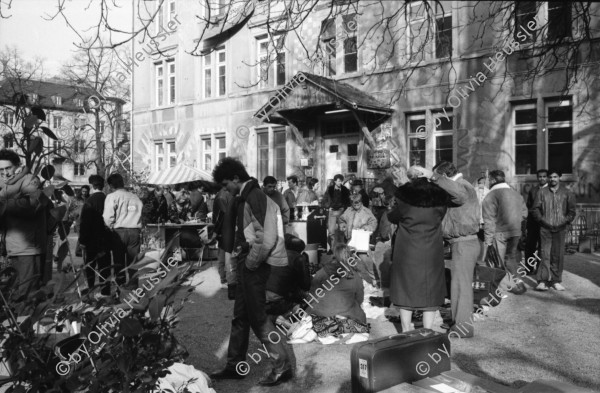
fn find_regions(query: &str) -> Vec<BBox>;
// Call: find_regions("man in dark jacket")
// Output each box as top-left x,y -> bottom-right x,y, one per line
79,175 -> 111,296
321,174 -> 350,250
189,184 -> 208,220
482,170 -> 528,294
213,186 -> 236,297
263,176 -> 290,225
532,169 -> 576,291
283,175 -> 299,221
525,169 -> 548,274
211,158 -> 292,386
430,161 -> 480,338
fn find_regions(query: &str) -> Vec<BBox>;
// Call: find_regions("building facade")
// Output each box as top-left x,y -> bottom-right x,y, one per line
131,0 -> 600,203
0,78 -> 127,187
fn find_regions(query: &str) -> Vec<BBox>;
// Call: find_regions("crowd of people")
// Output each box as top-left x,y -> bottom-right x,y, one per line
0,147 -> 578,387
207,157 -> 577,386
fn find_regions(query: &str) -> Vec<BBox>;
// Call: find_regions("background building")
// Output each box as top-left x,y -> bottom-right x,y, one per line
131,0 -> 600,204
0,78 -> 127,187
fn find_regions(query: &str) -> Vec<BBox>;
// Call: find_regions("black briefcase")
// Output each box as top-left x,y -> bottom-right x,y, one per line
351,328 -> 451,393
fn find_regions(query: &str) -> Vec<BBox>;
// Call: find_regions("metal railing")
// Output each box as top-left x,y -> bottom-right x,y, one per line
567,204 -> 600,252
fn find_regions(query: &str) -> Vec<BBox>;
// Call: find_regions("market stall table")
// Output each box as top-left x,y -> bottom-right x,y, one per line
146,223 -> 214,258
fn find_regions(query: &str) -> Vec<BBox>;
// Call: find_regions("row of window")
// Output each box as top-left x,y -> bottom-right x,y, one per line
407,99 -> 573,175
22,93 -> 82,107
153,135 -> 227,172
2,111 -> 106,133
153,1 -> 572,107
152,98 -> 574,176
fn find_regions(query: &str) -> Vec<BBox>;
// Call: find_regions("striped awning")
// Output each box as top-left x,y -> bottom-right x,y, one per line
147,163 -> 213,185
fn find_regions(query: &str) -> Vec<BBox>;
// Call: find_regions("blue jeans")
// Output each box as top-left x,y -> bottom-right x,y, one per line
536,228 -> 566,284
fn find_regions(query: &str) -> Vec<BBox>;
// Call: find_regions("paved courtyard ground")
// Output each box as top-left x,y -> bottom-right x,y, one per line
58,235 -> 600,392
176,251 -> 600,393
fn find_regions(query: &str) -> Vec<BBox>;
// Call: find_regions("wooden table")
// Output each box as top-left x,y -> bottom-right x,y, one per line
146,223 -> 213,249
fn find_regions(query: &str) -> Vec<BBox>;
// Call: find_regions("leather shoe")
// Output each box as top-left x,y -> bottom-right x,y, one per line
258,367 -> 293,386
227,284 -> 237,300
210,367 -> 245,380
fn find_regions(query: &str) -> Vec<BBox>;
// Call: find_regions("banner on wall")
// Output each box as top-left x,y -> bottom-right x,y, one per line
367,122 -> 393,169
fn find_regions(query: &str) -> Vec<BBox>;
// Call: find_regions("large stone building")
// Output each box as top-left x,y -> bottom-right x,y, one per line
131,1 -> 600,203
0,78 -> 127,187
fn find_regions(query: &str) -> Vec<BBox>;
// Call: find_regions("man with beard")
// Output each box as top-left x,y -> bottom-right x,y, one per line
532,170 -> 576,291
211,158 -> 292,386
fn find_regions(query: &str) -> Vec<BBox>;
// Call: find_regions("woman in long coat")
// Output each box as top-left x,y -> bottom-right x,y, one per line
388,166 -> 449,332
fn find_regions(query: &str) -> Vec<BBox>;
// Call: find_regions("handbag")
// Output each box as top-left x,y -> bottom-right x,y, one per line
473,243 -> 507,307
473,264 -> 506,307
484,242 -> 504,270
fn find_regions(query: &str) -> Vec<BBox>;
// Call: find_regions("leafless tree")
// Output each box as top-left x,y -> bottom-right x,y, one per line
61,45 -> 131,180
0,47 -> 59,173
38,0 -> 600,112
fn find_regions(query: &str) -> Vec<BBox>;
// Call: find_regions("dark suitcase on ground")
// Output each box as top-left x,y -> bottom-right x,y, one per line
351,328 -> 450,393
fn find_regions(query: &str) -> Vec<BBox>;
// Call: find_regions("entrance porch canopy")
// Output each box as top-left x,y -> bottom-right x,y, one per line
252,72 -> 394,150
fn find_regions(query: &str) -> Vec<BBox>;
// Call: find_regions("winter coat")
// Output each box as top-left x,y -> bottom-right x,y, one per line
532,185 -> 576,232
482,183 -> 528,245
338,205 -> 377,240
213,188 -> 233,245
431,174 -> 480,242
79,191 -> 110,251
0,170 -> 50,256
236,178 -> 288,269
388,178 -> 449,309
141,192 -> 159,225
306,261 -> 366,324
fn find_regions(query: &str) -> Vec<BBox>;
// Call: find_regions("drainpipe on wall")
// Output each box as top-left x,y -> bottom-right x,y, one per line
130,0 -> 134,179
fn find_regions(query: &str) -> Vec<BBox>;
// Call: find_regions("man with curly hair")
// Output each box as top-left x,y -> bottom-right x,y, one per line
210,157 -> 292,386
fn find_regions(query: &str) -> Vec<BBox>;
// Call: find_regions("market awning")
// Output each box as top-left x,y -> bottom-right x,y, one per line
252,72 -> 394,149
147,163 -> 213,185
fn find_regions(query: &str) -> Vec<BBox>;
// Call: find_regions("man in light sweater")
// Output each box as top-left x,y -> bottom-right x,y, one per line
103,173 -> 143,287
429,161 -> 480,338
482,170 -> 528,294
